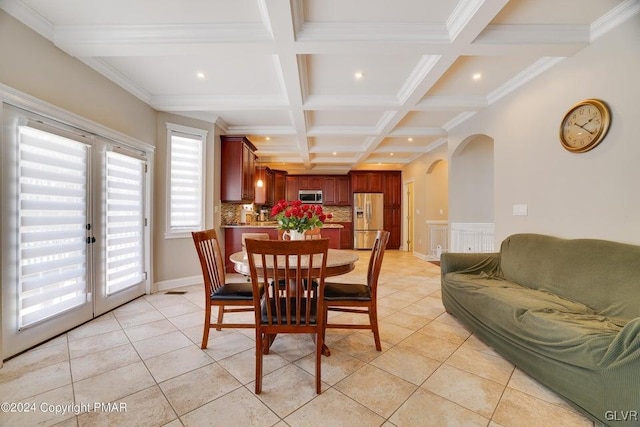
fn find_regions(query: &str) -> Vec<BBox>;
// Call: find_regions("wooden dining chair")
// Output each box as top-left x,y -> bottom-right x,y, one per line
192,229 -> 258,349
245,238 -> 329,394
322,230 -> 390,351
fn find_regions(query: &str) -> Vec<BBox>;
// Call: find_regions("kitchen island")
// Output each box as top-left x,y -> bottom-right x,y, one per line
223,222 -> 344,273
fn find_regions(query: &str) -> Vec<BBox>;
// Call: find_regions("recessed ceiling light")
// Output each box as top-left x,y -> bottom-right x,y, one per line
408,137 -> 413,142
332,152 -> 337,155
354,71 -> 365,79
390,153 -> 394,156
265,137 -> 271,141
196,72 -> 206,80
472,73 -> 482,80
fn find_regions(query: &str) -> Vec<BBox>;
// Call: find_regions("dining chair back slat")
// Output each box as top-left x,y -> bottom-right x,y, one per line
322,230 -> 390,352
192,229 -> 256,349
245,238 -> 329,394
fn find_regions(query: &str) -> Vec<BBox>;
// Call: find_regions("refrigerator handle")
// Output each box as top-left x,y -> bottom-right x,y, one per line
366,201 -> 371,223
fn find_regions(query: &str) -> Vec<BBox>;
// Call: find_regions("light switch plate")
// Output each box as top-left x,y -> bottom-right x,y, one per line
513,204 -> 528,216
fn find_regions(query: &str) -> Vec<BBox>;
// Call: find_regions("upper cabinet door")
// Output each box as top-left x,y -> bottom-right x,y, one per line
221,136 -> 257,203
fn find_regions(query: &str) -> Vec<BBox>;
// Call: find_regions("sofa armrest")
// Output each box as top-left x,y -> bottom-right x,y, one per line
440,252 -> 500,276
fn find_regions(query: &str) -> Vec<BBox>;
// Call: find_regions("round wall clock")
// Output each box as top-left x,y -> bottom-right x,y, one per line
559,99 -> 611,153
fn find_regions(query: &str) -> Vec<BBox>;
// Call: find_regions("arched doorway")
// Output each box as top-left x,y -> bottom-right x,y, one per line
449,134 -> 495,252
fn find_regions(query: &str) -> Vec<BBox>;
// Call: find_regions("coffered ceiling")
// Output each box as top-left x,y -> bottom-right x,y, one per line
2,0 -> 637,173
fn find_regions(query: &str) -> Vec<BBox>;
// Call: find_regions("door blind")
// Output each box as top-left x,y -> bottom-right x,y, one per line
169,133 -> 203,230
18,126 -> 89,328
105,151 -> 145,295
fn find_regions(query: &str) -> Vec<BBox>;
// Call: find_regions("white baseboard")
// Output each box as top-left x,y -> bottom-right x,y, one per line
154,275 -> 202,293
413,251 -> 430,261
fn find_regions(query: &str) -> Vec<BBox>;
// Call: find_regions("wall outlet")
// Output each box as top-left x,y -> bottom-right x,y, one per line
513,204 -> 528,216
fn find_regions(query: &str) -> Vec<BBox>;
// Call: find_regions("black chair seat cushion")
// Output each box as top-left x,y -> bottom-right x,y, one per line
211,282 -> 263,300
324,282 -> 371,301
260,297 -> 317,324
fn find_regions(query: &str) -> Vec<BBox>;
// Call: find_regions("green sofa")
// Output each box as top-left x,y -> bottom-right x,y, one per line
441,233 -> 640,426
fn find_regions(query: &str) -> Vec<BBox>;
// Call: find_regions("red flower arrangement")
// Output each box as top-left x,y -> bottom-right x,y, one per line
270,200 -> 333,232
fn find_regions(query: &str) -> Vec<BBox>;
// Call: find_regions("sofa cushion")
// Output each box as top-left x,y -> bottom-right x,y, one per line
498,234 -> 640,320
445,272 -> 624,368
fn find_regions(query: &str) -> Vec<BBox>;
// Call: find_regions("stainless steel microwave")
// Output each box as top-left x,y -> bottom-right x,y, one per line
298,190 -> 323,204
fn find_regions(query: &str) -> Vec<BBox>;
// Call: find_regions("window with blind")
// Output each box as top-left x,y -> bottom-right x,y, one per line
166,123 -> 207,236
17,125 -> 90,328
105,151 -> 146,295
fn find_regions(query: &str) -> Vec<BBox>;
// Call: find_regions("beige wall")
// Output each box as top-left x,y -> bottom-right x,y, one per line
0,11 -> 225,287
153,113 -> 221,286
445,14 -> 640,245
0,11 -> 156,144
450,134 -> 494,223
402,144 -> 448,255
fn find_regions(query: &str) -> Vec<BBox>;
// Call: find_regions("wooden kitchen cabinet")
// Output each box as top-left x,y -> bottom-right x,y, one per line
298,176 -> 322,190
334,221 -> 353,249
221,135 -> 257,203
285,176 -> 298,201
322,175 -> 351,206
336,176 -> 351,205
350,171 -> 383,193
272,169 -> 287,203
384,171 -> 402,206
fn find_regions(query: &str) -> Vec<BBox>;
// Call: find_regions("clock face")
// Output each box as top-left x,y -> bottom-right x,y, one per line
560,99 -> 610,152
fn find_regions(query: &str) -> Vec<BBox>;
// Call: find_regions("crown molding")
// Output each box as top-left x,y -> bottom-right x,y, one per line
447,0 -> 485,41
396,55 -> 441,105
443,111 -> 478,131
151,95 -> 289,111
476,24 -> 589,44
304,95 -> 400,109
0,0 -> 53,40
487,56 -> 565,105
296,22 -> 449,42
79,57 -> 152,104
414,96 -> 487,111
307,126 -> 377,136
226,125 -> 296,135
55,23 -> 271,46
591,0 -> 640,41
388,127 -> 447,137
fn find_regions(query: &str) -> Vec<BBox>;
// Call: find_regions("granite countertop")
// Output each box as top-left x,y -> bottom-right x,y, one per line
223,222 -> 345,228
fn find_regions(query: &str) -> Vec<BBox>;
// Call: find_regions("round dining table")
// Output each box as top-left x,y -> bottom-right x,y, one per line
229,248 -> 359,356
229,249 -> 359,278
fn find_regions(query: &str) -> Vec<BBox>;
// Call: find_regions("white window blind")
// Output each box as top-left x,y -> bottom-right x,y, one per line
168,130 -> 205,232
18,126 -> 89,328
105,151 -> 145,295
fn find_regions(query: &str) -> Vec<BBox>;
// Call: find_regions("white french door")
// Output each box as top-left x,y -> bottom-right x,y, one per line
2,105 -> 149,358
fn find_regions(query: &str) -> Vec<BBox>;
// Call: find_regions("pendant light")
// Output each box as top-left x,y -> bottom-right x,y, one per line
256,157 -> 264,188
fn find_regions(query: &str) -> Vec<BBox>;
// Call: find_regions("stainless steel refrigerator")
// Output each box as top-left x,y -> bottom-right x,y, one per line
353,193 -> 384,249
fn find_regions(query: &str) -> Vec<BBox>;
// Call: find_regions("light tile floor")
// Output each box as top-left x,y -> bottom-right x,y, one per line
0,250 -> 596,427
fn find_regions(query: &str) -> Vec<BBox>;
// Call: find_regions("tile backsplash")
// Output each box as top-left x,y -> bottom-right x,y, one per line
221,203 -> 352,225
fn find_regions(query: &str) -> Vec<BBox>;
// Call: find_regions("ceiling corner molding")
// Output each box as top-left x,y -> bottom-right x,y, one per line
415,96 -> 487,111
290,0 -> 305,37
442,111 -> 478,131
78,57 -> 152,104
446,0 -> 484,41
296,22 -> 448,42
487,56 -> 565,105
303,95 -> 400,110
151,95 -> 289,111
227,125 -> 296,135
476,24 -> 589,45
0,0 -> 54,40
256,0 -> 274,39
388,127 -> 447,137
396,55 -> 441,105
590,0 -> 640,42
